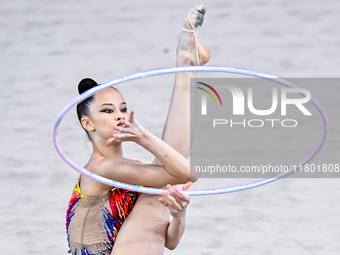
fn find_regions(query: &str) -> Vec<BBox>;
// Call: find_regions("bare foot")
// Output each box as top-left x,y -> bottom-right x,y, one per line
177,5 -> 210,66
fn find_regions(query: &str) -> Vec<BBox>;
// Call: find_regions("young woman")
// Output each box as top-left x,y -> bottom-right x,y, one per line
66,5 -> 210,255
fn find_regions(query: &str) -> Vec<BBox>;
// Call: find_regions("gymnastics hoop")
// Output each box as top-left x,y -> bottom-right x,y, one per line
52,66 -> 329,196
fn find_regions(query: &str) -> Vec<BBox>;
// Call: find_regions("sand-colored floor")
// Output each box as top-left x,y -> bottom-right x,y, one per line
1,1 -> 339,254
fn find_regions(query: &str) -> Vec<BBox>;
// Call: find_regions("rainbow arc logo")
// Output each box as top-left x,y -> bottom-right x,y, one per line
196,82 -> 222,115
196,82 -> 223,106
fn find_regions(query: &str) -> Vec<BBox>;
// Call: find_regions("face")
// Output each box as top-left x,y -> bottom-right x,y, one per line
84,88 -> 129,140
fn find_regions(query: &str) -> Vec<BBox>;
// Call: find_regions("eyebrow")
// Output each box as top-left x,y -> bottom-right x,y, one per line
100,102 -> 126,107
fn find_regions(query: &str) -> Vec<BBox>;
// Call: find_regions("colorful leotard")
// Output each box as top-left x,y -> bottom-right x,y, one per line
66,177 -> 139,255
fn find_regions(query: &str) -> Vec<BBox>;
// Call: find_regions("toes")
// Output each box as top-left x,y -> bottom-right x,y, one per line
178,5 -> 210,66
187,5 -> 206,31
193,4 -> 206,16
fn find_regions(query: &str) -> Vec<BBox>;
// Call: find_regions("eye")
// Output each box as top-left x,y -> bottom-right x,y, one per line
121,108 -> 127,113
101,109 -> 113,113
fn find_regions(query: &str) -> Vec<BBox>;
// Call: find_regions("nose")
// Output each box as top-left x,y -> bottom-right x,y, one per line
115,115 -> 125,121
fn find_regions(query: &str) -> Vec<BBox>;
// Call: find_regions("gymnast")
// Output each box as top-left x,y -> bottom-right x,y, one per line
66,5 -> 210,255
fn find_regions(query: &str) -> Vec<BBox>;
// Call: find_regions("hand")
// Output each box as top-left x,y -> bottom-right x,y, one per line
105,110 -> 144,147
159,182 -> 192,219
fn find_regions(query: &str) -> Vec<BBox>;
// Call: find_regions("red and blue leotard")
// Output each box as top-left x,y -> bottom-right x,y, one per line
66,177 -> 139,254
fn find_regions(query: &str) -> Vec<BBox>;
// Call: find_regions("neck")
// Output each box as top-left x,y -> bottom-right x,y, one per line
91,138 -> 123,158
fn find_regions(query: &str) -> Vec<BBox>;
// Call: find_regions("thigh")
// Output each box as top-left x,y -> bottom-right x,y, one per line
111,193 -> 170,255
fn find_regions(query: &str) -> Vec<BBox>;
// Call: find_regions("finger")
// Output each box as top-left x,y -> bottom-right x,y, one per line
129,110 -> 134,122
114,125 -> 123,131
159,198 -> 179,214
115,119 -> 129,128
105,137 -> 117,147
162,188 -> 183,211
165,200 -> 182,212
159,197 -> 173,208
169,185 -> 189,200
161,190 -> 170,198
161,190 -> 173,203
171,186 -> 190,205
160,194 -> 184,216
164,186 -> 184,211
115,123 -> 130,132
183,181 -> 192,190
167,184 -> 179,199
159,197 -> 172,206
113,133 -> 128,139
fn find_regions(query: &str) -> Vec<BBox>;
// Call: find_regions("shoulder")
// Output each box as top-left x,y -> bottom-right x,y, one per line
89,156 -> 142,176
123,157 -> 143,164
84,156 -> 168,187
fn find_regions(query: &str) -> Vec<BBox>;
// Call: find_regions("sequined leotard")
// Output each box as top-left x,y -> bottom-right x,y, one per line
66,161 -> 139,255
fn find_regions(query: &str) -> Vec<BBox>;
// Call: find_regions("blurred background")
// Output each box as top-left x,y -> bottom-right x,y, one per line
0,0 -> 339,254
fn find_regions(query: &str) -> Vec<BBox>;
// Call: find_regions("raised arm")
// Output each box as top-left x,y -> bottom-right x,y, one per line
93,111 -> 191,187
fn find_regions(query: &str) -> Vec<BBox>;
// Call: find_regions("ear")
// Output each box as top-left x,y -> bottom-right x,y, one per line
81,117 -> 95,132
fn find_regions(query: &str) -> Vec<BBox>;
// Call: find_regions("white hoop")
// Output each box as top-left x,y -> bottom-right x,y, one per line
52,66 -> 328,195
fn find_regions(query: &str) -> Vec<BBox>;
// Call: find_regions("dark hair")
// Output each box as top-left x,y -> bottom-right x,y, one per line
76,78 -> 119,140
76,78 -> 98,139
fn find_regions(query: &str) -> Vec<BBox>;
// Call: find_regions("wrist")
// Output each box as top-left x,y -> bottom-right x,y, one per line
172,209 -> 187,220
135,127 -> 153,147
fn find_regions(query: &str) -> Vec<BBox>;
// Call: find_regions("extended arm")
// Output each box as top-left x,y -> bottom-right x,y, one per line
159,182 -> 191,250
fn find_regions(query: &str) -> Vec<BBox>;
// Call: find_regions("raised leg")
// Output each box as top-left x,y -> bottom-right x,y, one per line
110,5 -> 210,254
154,4 -> 210,161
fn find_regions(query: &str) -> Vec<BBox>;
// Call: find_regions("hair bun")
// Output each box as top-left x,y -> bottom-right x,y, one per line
78,78 -> 98,94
